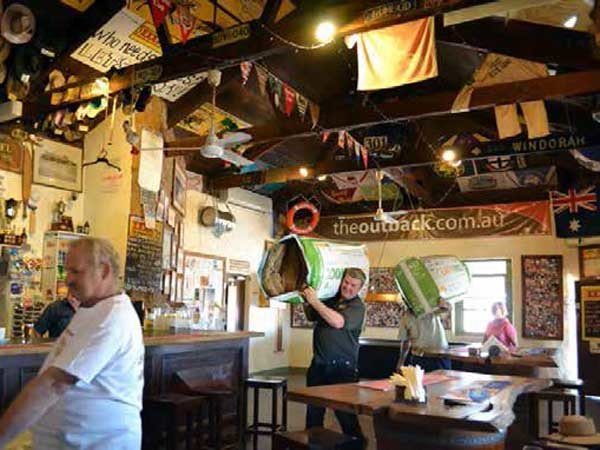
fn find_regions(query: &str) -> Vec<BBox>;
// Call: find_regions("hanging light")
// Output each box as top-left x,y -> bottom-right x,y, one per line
441,147 -> 458,163
563,14 -> 578,29
315,21 -> 336,44
299,167 -> 309,177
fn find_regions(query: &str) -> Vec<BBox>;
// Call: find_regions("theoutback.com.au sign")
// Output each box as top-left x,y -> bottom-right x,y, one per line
313,201 -> 551,241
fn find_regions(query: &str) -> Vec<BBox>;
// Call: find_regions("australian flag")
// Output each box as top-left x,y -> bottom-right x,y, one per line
551,185 -> 600,237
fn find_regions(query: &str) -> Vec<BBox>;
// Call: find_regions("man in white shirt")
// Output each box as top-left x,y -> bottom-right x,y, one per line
0,237 -> 144,449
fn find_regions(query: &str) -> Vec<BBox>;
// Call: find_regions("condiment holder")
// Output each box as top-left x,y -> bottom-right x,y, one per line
395,385 -> 427,404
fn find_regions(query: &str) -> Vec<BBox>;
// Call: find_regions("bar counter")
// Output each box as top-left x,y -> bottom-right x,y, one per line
0,330 -> 263,410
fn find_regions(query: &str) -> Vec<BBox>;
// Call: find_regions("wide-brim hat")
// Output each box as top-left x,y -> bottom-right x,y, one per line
548,415 -> 600,445
1,3 -> 36,45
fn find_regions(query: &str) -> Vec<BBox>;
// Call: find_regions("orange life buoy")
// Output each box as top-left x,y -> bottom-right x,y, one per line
286,201 -> 320,235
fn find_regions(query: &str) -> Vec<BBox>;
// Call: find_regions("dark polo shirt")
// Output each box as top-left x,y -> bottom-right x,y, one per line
305,295 -> 365,367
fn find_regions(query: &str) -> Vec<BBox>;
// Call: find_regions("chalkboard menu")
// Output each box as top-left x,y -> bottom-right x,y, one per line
125,216 -> 163,293
582,285 -> 600,340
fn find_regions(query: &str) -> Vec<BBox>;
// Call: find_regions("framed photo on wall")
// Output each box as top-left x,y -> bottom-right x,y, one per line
579,245 -> 600,280
33,139 -> 82,192
0,134 -> 23,173
290,304 -> 312,329
521,254 -> 563,340
172,158 -> 186,213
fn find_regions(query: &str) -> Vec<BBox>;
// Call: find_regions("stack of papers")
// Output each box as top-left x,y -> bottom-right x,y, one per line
441,380 -> 512,405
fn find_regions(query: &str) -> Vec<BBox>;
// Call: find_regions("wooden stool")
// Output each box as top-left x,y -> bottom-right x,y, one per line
551,378 -> 585,415
142,393 -> 209,450
245,375 -> 288,450
174,369 -> 242,450
272,428 -> 363,450
534,388 -> 579,437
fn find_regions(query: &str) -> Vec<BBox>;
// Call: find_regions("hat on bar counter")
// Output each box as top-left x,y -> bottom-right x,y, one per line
547,415 -> 600,445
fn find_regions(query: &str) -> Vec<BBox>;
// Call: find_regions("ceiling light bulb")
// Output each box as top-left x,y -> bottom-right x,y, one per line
299,167 -> 309,177
317,175 -> 327,181
441,148 -> 457,162
563,14 -> 578,28
315,21 -> 336,44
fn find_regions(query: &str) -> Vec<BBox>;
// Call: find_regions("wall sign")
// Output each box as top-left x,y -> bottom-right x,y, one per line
582,285 -> 600,341
212,23 -> 251,48
522,254 -> 563,340
580,245 -> 600,280
125,216 -> 163,293
71,7 -> 162,72
152,72 -> 207,102
313,201 -> 551,241
33,139 -> 82,192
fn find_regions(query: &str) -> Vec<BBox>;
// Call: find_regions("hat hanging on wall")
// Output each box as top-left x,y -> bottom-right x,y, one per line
0,37 -> 11,64
1,4 -> 36,45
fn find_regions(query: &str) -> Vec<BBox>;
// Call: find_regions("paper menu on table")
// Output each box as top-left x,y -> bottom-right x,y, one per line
440,380 -> 512,405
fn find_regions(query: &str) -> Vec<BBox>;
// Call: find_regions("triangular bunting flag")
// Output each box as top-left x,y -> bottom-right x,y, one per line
337,131 -> 346,149
256,66 -> 268,96
309,102 -> 320,129
346,132 -> 354,149
149,0 -> 172,28
360,146 -> 369,169
240,62 -> 253,86
296,92 -> 308,121
353,140 -> 361,162
321,131 -> 331,143
283,84 -> 296,116
175,6 -> 196,44
269,76 -> 282,109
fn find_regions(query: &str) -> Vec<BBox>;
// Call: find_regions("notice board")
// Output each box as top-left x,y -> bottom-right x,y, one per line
582,285 -> 600,340
125,216 -> 163,293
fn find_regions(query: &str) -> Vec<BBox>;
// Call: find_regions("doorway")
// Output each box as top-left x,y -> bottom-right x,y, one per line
226,275 -> 246,331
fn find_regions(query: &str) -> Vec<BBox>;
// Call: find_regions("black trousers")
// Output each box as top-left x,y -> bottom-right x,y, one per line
305,360 -> 365,442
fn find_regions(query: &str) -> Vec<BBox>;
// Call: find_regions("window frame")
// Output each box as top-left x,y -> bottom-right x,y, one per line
454,258 -> 513,337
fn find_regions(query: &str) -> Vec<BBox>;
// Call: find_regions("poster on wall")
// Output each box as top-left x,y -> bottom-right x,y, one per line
33,139 -> 82,192
580,246 -> 600,280
182,252 -> 225,306
581,284 -> 600,341
290,304 -> 312,329
521,254 -> 563,340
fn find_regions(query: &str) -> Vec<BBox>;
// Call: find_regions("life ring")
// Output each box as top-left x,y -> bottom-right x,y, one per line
286,201 -> 319,235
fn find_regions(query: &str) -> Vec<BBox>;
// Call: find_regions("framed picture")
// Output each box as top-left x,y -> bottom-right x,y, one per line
33,139 -> 82,192
0,134 -> 23,173
579,245 -> 600,280
167,205 -> 177,228
163,271 -> 171,295
522,255 -> 563,340
365,302 -> 405,328
170,271 -> 178,301
171,232 -> 178,268
291,304 -> 312,328
172,158 -> 186,213
162,226 -> 173,270
177,248 -> 184,274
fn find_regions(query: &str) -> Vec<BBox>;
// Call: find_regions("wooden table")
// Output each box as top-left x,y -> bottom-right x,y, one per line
288,370 -> 552,450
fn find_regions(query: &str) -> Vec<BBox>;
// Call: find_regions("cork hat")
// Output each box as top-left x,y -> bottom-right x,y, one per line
547,415 -> 600,445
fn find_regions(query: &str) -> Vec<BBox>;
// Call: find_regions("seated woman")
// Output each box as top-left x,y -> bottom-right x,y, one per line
483,302 -> 517,351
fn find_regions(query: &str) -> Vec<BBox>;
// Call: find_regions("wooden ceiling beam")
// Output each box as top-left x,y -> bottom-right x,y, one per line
26,0 -> 126,99
438,17 -> 600,70
320,69 -> 600,130
29,0 -> 493,114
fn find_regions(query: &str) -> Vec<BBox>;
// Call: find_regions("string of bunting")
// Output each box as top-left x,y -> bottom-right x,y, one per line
239,61 -> 321,129
149,0 -> 196,44
323,130 -> 369,169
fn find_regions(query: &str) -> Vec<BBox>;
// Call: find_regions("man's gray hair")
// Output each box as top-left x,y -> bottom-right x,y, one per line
344,267 -> 366,287
70,237 -> 120,278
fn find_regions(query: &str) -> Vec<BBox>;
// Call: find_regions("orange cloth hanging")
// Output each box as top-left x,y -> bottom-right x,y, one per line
345,17 -> 438,91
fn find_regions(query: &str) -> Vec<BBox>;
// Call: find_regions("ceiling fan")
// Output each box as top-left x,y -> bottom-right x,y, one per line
139,70 -> 254,167
373,170 -> 408,224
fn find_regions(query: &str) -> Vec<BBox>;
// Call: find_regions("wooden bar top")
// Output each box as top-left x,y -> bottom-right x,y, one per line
288,369 -> 552,432
0,330 -> 264,356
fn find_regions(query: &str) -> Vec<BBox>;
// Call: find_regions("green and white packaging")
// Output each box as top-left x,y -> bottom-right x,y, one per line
258,234 -> 369,304
394,256 -> 470,317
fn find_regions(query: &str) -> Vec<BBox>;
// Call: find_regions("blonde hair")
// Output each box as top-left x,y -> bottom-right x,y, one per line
70,237 -> 120,281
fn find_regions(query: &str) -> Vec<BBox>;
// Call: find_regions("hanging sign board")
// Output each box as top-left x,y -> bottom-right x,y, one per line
61,0 -> 95,12
71,7 -> 162,73
152,72 -> 207,102
139,129 -> 164,193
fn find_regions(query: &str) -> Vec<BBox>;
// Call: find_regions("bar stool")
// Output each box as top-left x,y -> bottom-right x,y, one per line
534,388 -> 579,437
551,378 -> 585,414
245,375 -> 288,450
272,428 -> 363,450
142,392 -> 209,450
174,368 -> 242,450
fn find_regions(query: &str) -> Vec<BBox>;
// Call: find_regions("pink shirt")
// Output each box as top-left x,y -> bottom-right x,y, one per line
484,318 -> 517,350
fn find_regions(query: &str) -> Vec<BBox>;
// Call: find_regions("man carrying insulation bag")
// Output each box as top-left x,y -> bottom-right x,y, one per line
302,268 -> 367,449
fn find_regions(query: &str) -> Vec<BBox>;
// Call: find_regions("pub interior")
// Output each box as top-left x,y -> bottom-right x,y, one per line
0,1 -> 597,449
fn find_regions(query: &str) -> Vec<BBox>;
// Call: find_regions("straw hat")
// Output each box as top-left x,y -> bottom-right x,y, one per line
547,415 -> 600,445
1,3 -> 36,45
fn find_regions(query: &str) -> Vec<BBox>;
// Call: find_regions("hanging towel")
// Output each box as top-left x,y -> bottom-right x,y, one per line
345,17 -> 437,91
452,54 -> 550,139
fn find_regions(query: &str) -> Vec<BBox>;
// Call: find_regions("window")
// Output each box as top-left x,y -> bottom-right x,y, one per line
454,259 -> 512,336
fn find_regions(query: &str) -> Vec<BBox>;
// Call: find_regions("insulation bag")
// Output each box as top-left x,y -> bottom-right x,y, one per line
394,256 -> 470,317
258,234 -> 369,304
